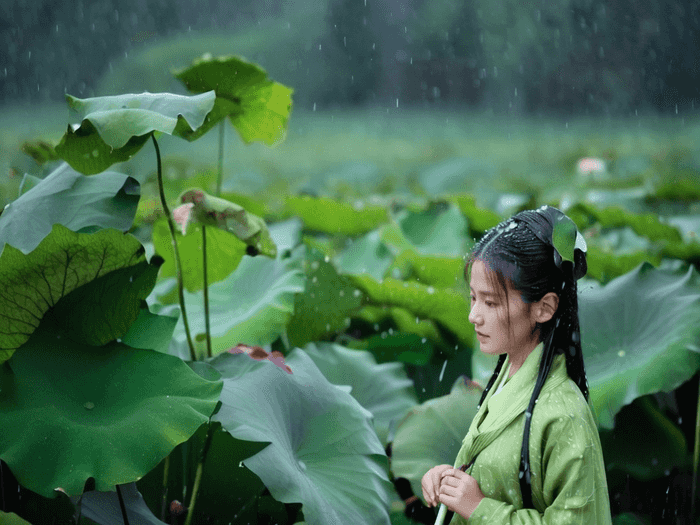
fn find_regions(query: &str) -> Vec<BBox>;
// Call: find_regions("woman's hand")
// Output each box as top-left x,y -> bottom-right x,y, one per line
421,464 -> 453,507
438,468 -> 485,519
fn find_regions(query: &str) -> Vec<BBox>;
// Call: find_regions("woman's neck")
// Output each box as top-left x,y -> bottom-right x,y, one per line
506,338 -> 540,377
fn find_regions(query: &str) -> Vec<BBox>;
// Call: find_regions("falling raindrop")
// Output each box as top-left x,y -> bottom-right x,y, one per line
438,360 -> 448,382
427,286 -> 435,294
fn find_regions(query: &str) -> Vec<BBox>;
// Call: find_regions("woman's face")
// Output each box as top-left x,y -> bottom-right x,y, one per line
468,259 -> 540,362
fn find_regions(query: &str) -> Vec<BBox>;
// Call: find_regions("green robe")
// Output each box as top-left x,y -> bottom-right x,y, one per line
450,343 -> 612,524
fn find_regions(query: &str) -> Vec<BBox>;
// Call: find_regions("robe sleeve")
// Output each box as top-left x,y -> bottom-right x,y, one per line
463,411 -> 611,525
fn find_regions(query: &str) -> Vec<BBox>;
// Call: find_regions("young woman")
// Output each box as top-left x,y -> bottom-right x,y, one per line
421,205 -> 611,524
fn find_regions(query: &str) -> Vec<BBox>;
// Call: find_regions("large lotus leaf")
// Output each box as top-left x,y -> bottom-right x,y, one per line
567,202 -> 683,244
209,349 -> 392,525
0,512 -> 32,525
73,483 -> 167,525
448,194 -> 502,234
580,262 -> 700,428
0,164 -> 140,254
152,217 -> 246,294
391,377 -> 483,499
584,244 -> 660,283
337,229 -> 394,281
348,331 -> 435,366
56,91 -> 215,174
0,224 -> 150,363
389,250 -> 466,289
303,342 -> 417,445
351,274 -> 474,344
599,396 -> 690,481
177,188 -> 277,258
175,54 -> 293,146
49,256 -> 162,347
391,204 -> 471,258
286,245 -> 362,348
158,247 -> 305,359
0,319 -> 222,497
279,195 -> 388,235
119,304 -> 178,355
667,214 -> 700,243
268,217 -> 303,253
357,305 -> 443,345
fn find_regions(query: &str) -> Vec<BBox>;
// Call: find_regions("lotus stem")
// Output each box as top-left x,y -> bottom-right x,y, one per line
692,375 -> 700,521
216,120 -> 225,197
159,455 -> 170,521
151,133 -> 196,361
184,423 -> 215,525
116,484 -> 130,525
434,503 -> 448,525
202,225 -> 212,358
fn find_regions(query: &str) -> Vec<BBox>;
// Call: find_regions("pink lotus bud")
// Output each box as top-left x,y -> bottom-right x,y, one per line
576,157 -> 606,177
172,202 -> 195,235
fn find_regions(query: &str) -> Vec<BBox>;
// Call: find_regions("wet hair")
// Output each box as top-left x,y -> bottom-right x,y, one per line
467,205 -> 589,509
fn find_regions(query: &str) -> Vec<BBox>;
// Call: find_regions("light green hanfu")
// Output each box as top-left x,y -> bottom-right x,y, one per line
450,343 -> 612,524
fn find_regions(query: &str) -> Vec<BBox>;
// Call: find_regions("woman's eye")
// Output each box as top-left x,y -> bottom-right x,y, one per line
486,301 -> 496,307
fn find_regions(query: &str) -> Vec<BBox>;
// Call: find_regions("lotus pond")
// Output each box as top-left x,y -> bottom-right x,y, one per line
1,55 -> 700,525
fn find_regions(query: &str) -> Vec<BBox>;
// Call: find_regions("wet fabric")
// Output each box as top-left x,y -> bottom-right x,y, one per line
449,343 -> 612,524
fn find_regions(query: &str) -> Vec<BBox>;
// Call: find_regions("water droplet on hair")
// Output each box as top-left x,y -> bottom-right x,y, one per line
569,345 -> 576,356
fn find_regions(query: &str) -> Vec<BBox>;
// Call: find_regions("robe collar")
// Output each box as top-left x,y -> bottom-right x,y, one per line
461,343 -> 568,465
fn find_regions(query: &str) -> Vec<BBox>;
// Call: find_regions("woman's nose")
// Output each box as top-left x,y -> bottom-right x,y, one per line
468,304 -> 481,325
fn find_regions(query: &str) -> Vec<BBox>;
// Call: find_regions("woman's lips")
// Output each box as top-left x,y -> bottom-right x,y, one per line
476,332 -> 489,340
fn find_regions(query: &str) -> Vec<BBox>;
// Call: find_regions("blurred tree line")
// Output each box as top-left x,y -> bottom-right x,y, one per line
2,0 -> 699,116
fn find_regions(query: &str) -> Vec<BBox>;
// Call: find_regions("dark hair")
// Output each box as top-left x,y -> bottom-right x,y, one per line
467,205 -> 588,509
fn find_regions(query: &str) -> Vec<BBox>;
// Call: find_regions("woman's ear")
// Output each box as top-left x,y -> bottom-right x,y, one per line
534,292 -> 559,323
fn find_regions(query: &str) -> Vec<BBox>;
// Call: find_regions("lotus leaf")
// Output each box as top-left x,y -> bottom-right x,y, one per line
49,256 -> 163,347
0,163 -> 139,254
391,377 -> 483,499
73,482 -> 167,525
0,512 -> 32,525
579,262 -> 700,428
152,217 -> 246,295
351,274 -> 473,344
279,195 -> 388,235
120,305 -> 178,355
392,204 -> 470,258
287,245 -> 362,347
56,91 -> 216,174
599,396 -> 690,481
337,229 -> 394,281
210,349 -> 392,525
0,224 -> 150,362
567,202 -> 683,244
175,54 -> 293,145
176,188 -> 277,258
268,217 -> 303,253
449,194 -> 502,234
0,318 -> 222,497
303,342 -> 417,444
159,247 -> 305,358
349,331 -> 434,366
20,140 -> 59,166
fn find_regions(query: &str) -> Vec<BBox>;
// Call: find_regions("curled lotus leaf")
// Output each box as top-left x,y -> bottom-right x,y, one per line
177,188 -> 277,258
